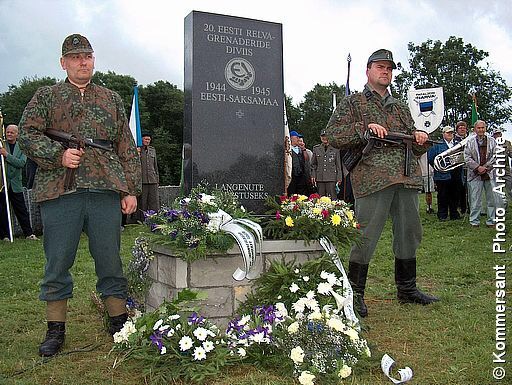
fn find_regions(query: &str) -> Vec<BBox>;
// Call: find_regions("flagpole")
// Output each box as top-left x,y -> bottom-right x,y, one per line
345,53 -> 351,96
283,98 -> 292,195
0,110 -> 14,242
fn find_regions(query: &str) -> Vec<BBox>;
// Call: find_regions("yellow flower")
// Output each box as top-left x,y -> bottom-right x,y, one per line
319,196 -> 332,204
297,194 -> 308,201
331,214 -> 341,226
312,207 -> 321,215
344,209 -> 353,221
285,216 -> 294,227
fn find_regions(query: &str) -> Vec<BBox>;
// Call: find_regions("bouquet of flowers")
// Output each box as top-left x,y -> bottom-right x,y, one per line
143,186 -> 249,262
112,290 -> 237,384
265,194 -> 359,249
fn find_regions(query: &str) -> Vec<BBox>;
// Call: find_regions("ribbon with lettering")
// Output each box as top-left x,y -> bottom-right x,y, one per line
319,237 -> 360,330
381,354 -> 413,384
208,209 -> 262,281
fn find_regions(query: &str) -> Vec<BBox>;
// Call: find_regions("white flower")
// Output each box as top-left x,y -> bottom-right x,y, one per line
275,302 -> 288,318
287,321 -> 300,334
132,309 -> 142,320
193,327 -> 209,341
317,282 -> 332,295
343,327 -> 360,341
365,346 -> 372,357
160,346 -> 167,355
307,311 -> 322,320
250,331 -> 266,343
113,320 -> 137,344
277,295 -> 282,300
302,276 -> 310,282
167,314 -> 180,321
327,317 -> 345,332
290,346 -> 305,364
179,336 -> 194,351
175,324 -> 182,330
305,290 -> 315,300
338,364 -> 352,379
241,206 -> 246,212
166,328 -> 175,337
202,340 -> 214,352
292,298 -> 306,313
239,315 -> 251,325
200,193 -> 215,204
193,346 -> 207,361
237,347 -> 247,357
294,268 -> 300,274
289,283 -> 300,293
153,319 -> 164,330
298,370 -> 315,385
320,270 -> 330,279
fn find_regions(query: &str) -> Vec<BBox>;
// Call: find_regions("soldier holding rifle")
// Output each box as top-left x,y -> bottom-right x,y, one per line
18,34 -> 141,357
325,49 -> 439,318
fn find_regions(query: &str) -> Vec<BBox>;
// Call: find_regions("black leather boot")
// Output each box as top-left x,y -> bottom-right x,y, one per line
395,258 -> 439,305
348,262 -> 369,318
39,322 -> 65,357
109,313 -> 128,336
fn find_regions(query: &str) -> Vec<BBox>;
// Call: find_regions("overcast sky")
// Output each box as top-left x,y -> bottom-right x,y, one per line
1,0 -> 511,135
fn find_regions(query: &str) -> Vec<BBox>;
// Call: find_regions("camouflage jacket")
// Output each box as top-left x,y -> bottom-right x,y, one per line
325,84 -> 427,198
18,80 -> 142,202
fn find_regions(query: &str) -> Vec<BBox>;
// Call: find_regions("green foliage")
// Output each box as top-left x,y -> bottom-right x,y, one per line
393,36 -> 512,129
92,71 -> 137,117
298,82 -> 346,148
0,76 -> 57,124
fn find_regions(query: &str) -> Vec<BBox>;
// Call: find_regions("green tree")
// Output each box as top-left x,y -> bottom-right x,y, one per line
284,94 -> 300,132
298,82 -> 345,148
393,36 -> 512,130
139,81 -> 184,186
0,76 -> 57,125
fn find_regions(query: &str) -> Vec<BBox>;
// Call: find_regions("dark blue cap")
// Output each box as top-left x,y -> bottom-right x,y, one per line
289,130 -> 303,138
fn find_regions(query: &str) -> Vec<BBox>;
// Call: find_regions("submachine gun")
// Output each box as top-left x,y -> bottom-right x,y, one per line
45,129 -> 113,191
362,130 -> 439,176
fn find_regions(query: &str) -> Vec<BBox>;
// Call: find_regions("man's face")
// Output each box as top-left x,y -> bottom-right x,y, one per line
456,125 -> 467,137
320,135 -> 329,145
5,126 -> 18,144
60,52 -> 95,85
298,137 -> 305,149
474,122 -> 486,138
142,136 -> 151,146
366,61 -> 393,89
290,135 -> 299,146
443,131 -> 454,142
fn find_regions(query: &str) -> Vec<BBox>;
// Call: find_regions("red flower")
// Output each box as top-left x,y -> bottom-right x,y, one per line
321,209 -> 329,219
356,223 -> 361,229
276,210 -> 282,220
293,204 -> 300,211
279,195 -> 288,203
290,195 -> 299,202
309,193 -> 320,200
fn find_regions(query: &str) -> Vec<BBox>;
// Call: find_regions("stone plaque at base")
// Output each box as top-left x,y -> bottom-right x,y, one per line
183,11 -> 284,213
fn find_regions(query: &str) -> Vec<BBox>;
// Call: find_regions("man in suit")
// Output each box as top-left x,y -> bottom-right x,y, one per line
0,124 -> 38,240
311,130 -> 342,197
287,130 -> 310,196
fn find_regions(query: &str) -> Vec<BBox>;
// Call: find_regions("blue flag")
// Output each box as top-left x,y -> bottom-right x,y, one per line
129,85 -> 142,147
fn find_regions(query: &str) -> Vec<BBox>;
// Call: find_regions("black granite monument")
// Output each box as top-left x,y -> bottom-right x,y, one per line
183,11 -> 284,213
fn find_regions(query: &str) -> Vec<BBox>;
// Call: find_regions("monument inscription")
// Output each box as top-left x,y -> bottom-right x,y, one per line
184,11 -> 284,213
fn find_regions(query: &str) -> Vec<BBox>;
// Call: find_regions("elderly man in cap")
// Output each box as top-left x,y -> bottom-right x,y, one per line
288,130 -> 310,196
18,34 -> 141,357
138,131 -> 160,217
311,130 -> 342,198
427,126 -> 462,221
325,49 -> 439,318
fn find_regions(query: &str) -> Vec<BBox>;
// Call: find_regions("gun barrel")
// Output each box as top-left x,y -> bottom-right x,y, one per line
45,129 -> 112,151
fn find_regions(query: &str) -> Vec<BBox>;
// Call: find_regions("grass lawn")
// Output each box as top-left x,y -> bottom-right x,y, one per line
0,199 -> 510,385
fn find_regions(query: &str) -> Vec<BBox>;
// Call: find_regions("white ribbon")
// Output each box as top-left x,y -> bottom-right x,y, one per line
319,237 -> 360,330
210,212 -> 262,281
381,354 -> 413,384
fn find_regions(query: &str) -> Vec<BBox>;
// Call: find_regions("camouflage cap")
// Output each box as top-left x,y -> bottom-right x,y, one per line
62,34 -> 93,56
367,49 -> 397,69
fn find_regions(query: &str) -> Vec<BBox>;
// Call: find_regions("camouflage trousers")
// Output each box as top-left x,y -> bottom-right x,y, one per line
349,185 -> 422,264
39,189 -> 127,302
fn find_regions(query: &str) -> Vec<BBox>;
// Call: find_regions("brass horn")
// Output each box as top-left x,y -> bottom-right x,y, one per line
433,135 -> 473,172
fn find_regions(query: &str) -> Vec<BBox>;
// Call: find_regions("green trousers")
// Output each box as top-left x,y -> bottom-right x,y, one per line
39,189 -> 127,302
349,185 -> 422,264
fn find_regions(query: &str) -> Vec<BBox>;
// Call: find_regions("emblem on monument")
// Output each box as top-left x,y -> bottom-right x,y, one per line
225,57 -> 255,90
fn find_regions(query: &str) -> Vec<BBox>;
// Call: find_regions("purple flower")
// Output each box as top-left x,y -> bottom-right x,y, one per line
143,210 -> 157,219
188,312 -> 205,325
182,211 -> 191,219
150,223 -> 158,232
150,331 -> 164,352
164,209 -> 180,222
170,230 -> 178,239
